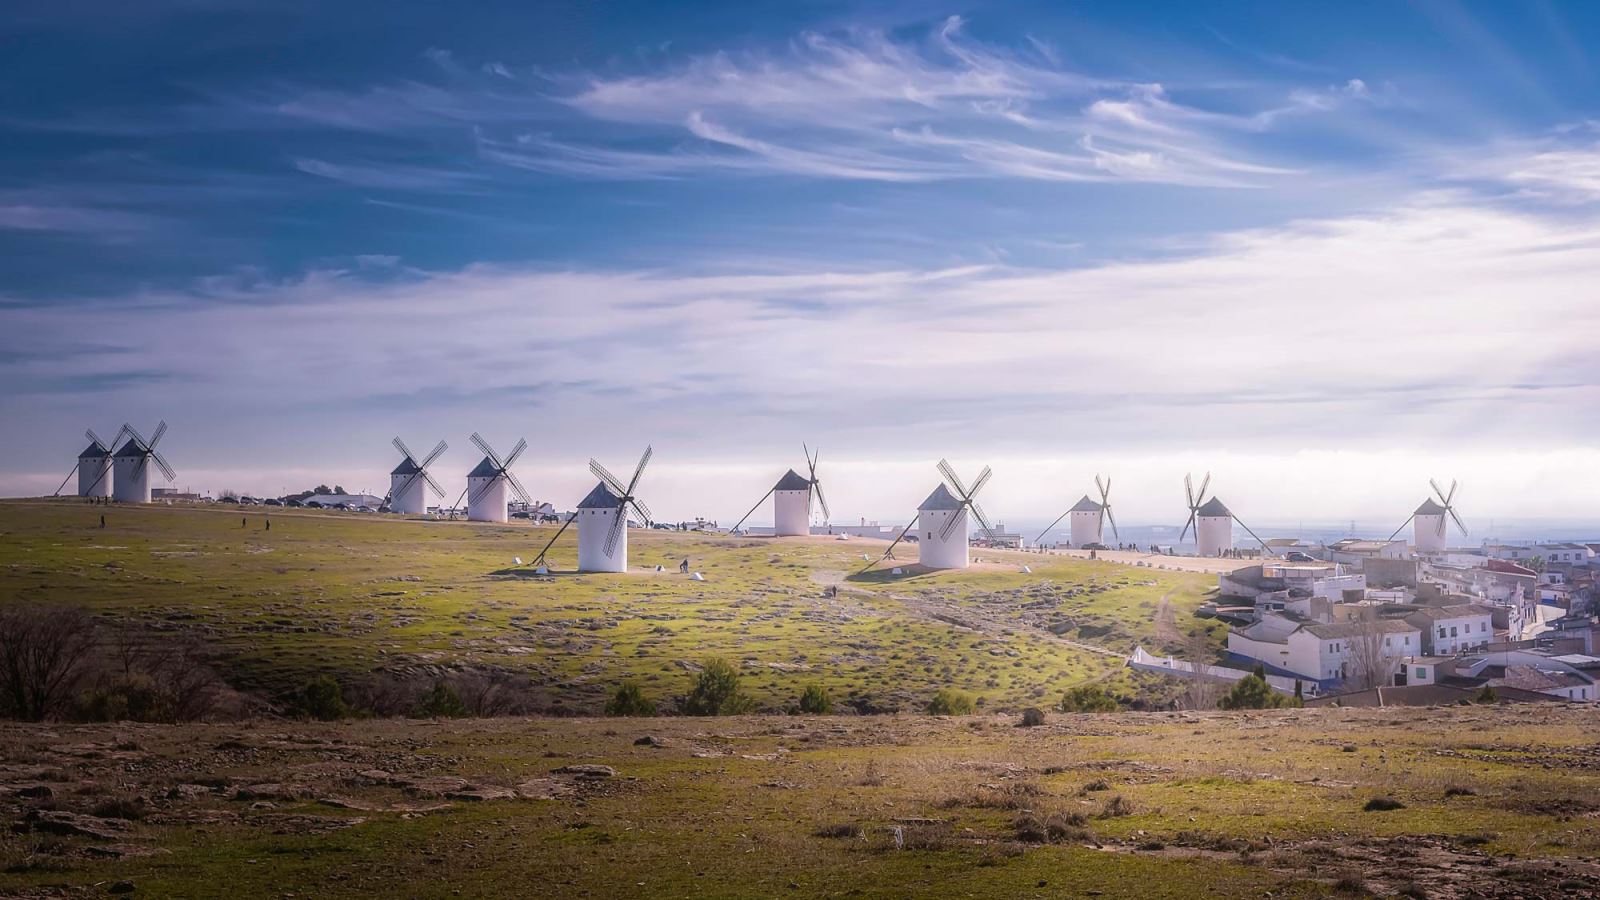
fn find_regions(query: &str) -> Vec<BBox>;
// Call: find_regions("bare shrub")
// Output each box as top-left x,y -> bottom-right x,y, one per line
813,823 -> 863,838
1013,810 -> 1091,844
1097,795 -> 1134,818
0,607 -> 99,721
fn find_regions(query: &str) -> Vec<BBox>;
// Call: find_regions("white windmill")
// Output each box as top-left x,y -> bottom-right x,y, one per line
863,459 -> 996,572
729,444 -> 831,537
1035,475 -> 1117,548
1181,472 -> 1270,558
53,427 -> 124,499
387,437 -> 447,515
463,433 -> 531,523
566,447 -> 653,573
111,421 -> 176,504
1390,479 -> 1466,554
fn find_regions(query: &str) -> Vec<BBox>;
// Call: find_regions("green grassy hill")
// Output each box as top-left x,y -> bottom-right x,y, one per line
0,500 -> 1221,713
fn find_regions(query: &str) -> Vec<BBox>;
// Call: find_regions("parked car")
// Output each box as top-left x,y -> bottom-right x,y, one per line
263,498 -> 282,506
332,503 -> 351,511
1285,551 -> 1315,563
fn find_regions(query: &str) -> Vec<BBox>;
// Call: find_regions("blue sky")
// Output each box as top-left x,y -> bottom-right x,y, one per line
4,1 -> 1600,527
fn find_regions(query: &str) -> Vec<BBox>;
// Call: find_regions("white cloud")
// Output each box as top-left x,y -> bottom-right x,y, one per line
4,193 -> 1599,518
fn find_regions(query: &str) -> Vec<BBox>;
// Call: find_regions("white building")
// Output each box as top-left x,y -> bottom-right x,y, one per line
111,438 -> 154,503
389,457 -> 429,515
1326,539 -> 1409,568
917,484 -> 969,569
1403,604 -> 1494,655
576,482 -> 628,573
1228,614 -> 1421,683
1068,495 -> 1105,547
1195,497 -> 1233,557
1412,498 -> 1448,552
771,469 -> 812,537
77,438 -> 113,498
466,457 -> 509,523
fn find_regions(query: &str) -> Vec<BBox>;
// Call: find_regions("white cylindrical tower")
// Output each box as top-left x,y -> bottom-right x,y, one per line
466,457 -> 507,523
1413,499 -> 1447,552
390,468 -> 427,515
772,469 -> 812,536
1194,497 -> 1233,556
577,482 -> 627,572
917,484 -> 969,569
1068,496 -> 1103,547
78,441 -> 113,497
112,440 -> 152,503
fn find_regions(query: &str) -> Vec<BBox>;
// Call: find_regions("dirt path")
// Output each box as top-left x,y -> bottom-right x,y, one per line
1153,588 -> 1179,647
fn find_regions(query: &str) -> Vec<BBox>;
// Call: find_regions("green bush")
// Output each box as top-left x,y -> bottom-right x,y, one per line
1058,684 -> 1118,713
415,680 -> 469,718
927,688 -> 975,716
798,683 -> 833,714
1475,685 -> 1497,704
1019,707 -> 1046,727
1217,666 -> 1292,710
605,680 -> 657,717
683,658 -> 754,716
299,675 -> 348,721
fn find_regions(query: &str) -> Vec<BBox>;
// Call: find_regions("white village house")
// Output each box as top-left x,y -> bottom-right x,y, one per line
1402,604 -> 1495,656
1227,614 -> 1421,684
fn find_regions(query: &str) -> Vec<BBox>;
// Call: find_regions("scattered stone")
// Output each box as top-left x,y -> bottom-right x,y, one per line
24,809 -> 129,840
634,736 -> 660,747
553,764 -> 616,779
167,784 -> 211,800
446,787 -> 518,802
107,880 -> 137,894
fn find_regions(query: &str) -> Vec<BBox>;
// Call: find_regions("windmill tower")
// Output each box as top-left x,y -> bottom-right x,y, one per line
1036,475 -> 1117,548
729,444 -> 831,537
917,459 -> 996,569
1391,479 -> 1466,553
111,421 -> 175,503
464,433 -> 530,523
56,428 -> 121,498
576,447 -> 653,573
387,437 -> 446,515
1181,473 -> 1271,557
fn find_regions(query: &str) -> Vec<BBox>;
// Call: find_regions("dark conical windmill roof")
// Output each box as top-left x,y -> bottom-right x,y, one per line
391,456 -> 421,476
773,469 -> 811,491
577,481 -> 623,509
79,440 -> 110,459
1196,497 -> 1231,517
113,439 -> 146,459
1070,494 -> 1103,513
1414,497 -> 1447,515
918,483 -> 964,511
467,456 -> 500,478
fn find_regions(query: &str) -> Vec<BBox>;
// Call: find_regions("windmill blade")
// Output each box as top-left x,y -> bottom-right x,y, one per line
503,438 -> 528,468
1448,506 -> 1469,537
936,459 -> 969,498
1445,479 -> 1458,505
422,470 -> 446,498
132,454 -> 150,481
603,504 -> 627,557
1104,504 -> 1120,542
148,420 -> 167,449
122,422 -> 149,451
470,432 -> 506,472
1180,510 -> 1198,542
1435,513 -> 1447,538
625,445 -> 653,497
392,436 -> 416,463
150,448 -> 176,483
1184,472 -> 1194,508
1430,478 -> 1448,504
939,506 -> 965,541
730,485 -> 777,534
813,481 -> 830,522
627,498 -> 652,528
469,475 -> 503,505
1032,509 -> 1071,546
394,470 -> 425,504
804,443 -> 817,478
968,466 -> 993,498
858,514 -> 918,574
418,440 -> 448,470
86,428 -> 104,448
1387,514 -> 1416,542
52,463 -> 80,497
968,499 -> 997,540
504,468 -> 533,506
589,459 -> 628,496
1195,472 -> 1211,504
532,512 -> 579,567
1096,474 -> 1111,505
1236,516 -> 1273,554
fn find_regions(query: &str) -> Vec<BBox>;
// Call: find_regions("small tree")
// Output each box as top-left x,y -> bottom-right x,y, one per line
798,683 -> 832,714
606,680 -> 657,716
299,675 -> 348,720
415,680 -> 469,718
1217,666 -> 1291,710
683,658 -> 754,716
0,606 -> 99,721
1475,685 -> 1497,704
927,688 -> 976,716
1059,684 -> 1118,713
